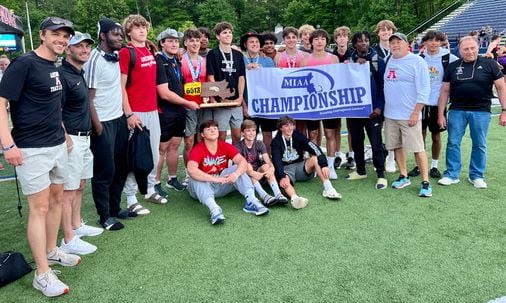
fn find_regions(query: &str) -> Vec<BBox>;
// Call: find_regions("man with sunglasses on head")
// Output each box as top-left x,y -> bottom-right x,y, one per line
84,18 -> 132,231
437,36 -> 506,189
0,16 -> 79,297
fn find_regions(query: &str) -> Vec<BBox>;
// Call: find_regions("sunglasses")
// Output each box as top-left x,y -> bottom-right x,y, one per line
45,17 -> 73,27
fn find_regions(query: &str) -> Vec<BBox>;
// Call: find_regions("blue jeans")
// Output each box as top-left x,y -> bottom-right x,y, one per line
444,110 -> 491,180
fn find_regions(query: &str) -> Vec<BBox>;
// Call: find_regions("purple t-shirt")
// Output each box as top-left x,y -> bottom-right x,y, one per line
234,140 -> 266,171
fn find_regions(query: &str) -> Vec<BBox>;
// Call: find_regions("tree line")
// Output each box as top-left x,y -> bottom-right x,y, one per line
4,0 -> 461,49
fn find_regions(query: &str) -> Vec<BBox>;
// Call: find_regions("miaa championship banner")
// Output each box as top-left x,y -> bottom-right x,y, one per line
246,63 -> 372,120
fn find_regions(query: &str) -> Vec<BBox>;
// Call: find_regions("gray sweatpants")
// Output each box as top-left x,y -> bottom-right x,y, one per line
187,165 -> 254,211
123,110 -> 161,197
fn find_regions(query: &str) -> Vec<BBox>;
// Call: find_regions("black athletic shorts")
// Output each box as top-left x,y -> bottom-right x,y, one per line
422,105 -> 446,134
254,118 -> 277,132
159,112 -> 185,142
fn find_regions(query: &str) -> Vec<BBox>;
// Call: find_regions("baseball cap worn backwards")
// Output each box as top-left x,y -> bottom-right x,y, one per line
157,28 -> 183,41
40,17 -> 75,35
69,31 -> 94,45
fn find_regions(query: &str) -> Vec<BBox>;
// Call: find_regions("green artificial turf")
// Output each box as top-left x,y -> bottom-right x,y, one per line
1,121 -> 506,303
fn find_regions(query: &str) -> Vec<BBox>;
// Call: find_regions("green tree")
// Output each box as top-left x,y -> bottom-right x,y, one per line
197,0 -> 238,37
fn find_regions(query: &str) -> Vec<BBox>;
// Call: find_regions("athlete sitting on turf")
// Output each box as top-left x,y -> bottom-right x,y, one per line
271,116 -> 342,210
234,120 -> 289,207
187,120 -> 269,225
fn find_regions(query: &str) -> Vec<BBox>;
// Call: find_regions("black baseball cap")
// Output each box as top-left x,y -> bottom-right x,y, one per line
40,17 -> 75,35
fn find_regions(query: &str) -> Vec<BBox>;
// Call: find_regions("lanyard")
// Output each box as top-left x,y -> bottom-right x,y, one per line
282,136 -> 293,152
161,52 -> 181,80
219,46 -> 234,76
284,50 -> 298,68
185,52 -> 202,82
379,46 -> 390,58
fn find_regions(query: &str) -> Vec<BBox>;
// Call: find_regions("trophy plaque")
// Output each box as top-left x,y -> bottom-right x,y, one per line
200,80 -> 240,108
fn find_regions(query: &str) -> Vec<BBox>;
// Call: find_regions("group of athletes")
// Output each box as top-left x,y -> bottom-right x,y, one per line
1,13 -> 506,297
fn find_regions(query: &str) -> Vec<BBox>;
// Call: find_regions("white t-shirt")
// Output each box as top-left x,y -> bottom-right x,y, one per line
83,48 -> 123,122
423,48 -> 458,106
384,52 -> 430,120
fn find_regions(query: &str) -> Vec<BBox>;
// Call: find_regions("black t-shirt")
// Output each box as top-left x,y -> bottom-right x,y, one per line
155,53 -> 185,116
0,51 -> 65,148
206,47 -> 245,101
332,47 -> 353,63
443,57 -> 503,112
58,59 -> 91,133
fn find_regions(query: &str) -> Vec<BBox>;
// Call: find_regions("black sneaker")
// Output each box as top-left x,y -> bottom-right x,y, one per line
167,178 -> 186,191
408,166 -> 420,177
429,167 -> 442,178
116,209 -> 138,219
345,154 -> 356,170
334,156 -> 343,170
101,217 -> 124,231
275,194 -> 289,205
154,183 -> 168,197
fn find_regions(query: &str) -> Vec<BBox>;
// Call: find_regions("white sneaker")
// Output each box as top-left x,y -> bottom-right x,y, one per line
74,221 -> 104,237
385,159 -> 397,173
329,168 -> 338,180
468,178 -> 487,189
438,177 -> 460,186
322,187 -> 342,199
60,236 -> 97,255
33,269 -> 69,297
291,196 -> 308,209
47,247 -> 81,267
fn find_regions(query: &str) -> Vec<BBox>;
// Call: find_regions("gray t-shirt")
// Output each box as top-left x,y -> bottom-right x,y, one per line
234,139 -> 266,171
83,48 -> 123,122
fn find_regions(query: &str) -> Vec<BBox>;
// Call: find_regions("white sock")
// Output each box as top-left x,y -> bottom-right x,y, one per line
335,151 -> 344,158
348,151 -> 354,158
327,156 -> 335,168
270,181 -> 282,197
254,181 -> 269,199
244,189 -> 259,204
387,151 -> 395,162
432,159 -> 438,168
169,175 -> 177,180
127,195 -> 138,207
291,194 -> 299,201
323,180 -> 333,191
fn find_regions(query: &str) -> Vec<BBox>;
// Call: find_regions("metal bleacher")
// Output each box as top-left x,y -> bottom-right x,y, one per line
437,0 -> 506,40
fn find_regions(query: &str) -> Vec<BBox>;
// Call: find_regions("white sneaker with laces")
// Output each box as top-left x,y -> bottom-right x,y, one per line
74,221 -> 103,237
438,177 -> 460,186
33,269 -> 69,297
47,247 -> 81,267
322,187 -> 342,199
468,178 -> 487,189
60,236 -> 97,255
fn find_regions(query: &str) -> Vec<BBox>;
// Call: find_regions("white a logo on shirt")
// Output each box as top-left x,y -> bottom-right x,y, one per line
49,71 -> 63,93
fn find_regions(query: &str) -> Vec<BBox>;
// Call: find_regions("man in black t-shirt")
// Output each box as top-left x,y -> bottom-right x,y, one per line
155,28 -> 199,193
58,32 -> 104,257
204,22 -> 246,144
0,17 -> 79,297
437,36 -> 506,189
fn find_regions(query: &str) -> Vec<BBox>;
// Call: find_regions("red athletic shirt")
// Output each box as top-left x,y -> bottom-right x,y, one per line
119,44 -> 157,112
189,140 -> 239,175
181,54 -> 207,105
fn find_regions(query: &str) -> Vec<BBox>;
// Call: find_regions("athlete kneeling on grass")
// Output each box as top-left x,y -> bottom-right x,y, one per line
187,120 -> 269,225
271,116 -> 341,209
234,120 -> 289,206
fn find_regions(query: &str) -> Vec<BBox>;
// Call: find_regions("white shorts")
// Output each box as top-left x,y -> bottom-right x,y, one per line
17,142 -> 68,195
64,135 -> 93,190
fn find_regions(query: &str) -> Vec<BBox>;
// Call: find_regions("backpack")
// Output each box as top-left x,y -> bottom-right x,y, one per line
124,46 -> 136,88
